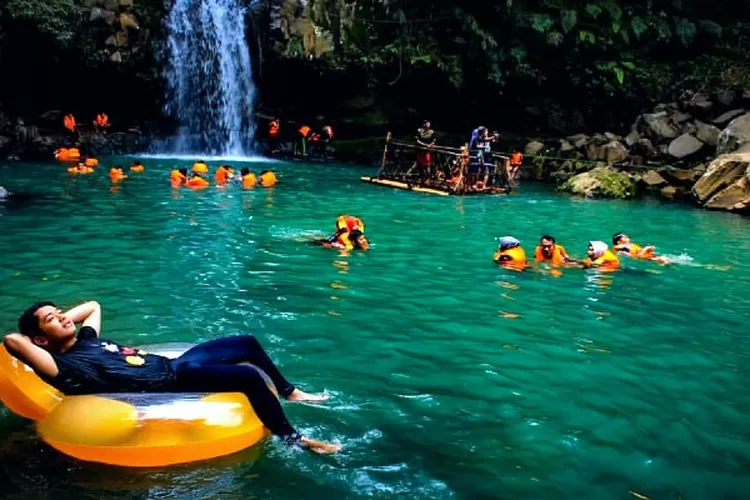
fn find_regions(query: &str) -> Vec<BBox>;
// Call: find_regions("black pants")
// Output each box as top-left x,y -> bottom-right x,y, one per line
171,335 -> 299,443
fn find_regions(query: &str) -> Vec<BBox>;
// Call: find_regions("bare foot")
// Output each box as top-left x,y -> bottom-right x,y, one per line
300,437 -> 342,455
287,388 -> 329,403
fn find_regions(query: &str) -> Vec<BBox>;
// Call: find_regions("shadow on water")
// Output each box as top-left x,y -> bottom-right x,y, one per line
0,420 -> 267,500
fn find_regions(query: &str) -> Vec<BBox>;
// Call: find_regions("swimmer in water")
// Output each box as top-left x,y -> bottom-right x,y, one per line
3,301 -> 341,454
612,232 -> 671,264
582,241 -> 620,270
315,228 -> 369,251
534,235 -> 576,266
493,236 -> 528,270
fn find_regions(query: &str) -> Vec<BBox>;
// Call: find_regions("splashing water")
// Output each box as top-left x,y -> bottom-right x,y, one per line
161,0 -> 257,156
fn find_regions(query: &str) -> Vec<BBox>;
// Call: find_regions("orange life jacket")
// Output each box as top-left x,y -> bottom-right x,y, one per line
84,158 -> 99,167
494,246 -> 528,270
215,167 -> 228,184
242,173 -> 257,188
534,244 -> 570,266
109,168 -> 127,181
334,232 -> 354,251
63,114 -> 76,132
614,242 -> 654,259
298,126 -> 311,138
585,250 -> 620,270
186,177 -> 210,189
260,171 -> 277,187
511,152 -> 523,166
336,215 -> 364,234
269,120 -> 280,137
192,162 -> 208,174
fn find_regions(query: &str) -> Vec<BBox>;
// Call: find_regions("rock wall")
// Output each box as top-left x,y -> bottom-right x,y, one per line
524,87 -> 750,213
85,0 -> 149,64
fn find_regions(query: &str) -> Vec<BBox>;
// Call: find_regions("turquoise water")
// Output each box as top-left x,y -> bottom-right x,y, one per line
1,158 -> 750,499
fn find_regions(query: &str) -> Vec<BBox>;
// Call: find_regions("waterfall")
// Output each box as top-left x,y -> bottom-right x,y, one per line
161,0 -> 257,157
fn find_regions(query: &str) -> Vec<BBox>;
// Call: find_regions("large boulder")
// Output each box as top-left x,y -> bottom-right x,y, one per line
559,166 -> 636,199
643,111 -> 679,139
683,93 -> 713,115
704,177 -> 750,212
641,170 -> 668,189
585,140 -> 628,163
524,141 -> 544,156
663,167 -> 703,187
717,112 -> 750,155
660,185 -> 688,200
695,121 -> 721,146
559,139 -> 574,152
624,130 -> 640,147
566,133 -> 589,149
712,109 -> 746,127
668,133 -> 703,158
692,153 -> 750,210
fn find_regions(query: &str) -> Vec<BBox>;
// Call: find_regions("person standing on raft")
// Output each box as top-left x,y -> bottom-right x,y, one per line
3,301 -> 341,455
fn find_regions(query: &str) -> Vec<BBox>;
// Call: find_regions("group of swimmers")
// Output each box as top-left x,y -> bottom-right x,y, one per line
493,232 -> 672,271
309,216 -> 667,273
62,154 -> 145,181
169,162 -> 278,190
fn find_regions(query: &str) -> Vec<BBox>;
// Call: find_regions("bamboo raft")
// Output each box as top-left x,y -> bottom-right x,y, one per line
360,132 -> 513,196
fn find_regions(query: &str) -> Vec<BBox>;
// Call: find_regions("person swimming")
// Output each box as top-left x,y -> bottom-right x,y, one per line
240,167 -> 257,188
493,236 -> 527,270
534,235 -> 575,266
582,241 -> 620,270
315,228 -> 368,251
612,232 -> 671,264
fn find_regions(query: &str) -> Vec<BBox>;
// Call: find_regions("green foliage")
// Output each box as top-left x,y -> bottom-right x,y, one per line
3,0 -> 82,46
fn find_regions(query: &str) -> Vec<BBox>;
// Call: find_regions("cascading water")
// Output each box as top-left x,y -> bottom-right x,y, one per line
160,0 -> 257,156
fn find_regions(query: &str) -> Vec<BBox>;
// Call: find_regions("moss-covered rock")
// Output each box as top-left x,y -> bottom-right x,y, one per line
558,166 -> 637,199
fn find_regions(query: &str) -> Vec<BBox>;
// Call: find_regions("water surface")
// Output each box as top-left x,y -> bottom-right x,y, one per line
1,159 -> 749,499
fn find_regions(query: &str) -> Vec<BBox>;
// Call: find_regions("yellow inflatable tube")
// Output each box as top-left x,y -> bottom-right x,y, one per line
0,343 -> 275,467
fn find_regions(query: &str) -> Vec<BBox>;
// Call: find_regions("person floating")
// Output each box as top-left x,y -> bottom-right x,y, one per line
84,158 -> 99,168
612,232 -> 671,264
416,120 -> 436,183
130,161 -> 144,173
493,236 -> 528,271
109,166 -> 127,182
534,235 -> 575,266
192,161 -> 208,175
67,161 -> 93,175
185,172 -> 210,189
170,168 -> 187,187
240,168 -> 257,188
93,113 -> 110,133
259,170 -> 277,187
315,215 -> 369,251
214,165 -> 234,185
3,301 -> 341,454
582,241 -> 620,270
